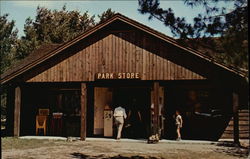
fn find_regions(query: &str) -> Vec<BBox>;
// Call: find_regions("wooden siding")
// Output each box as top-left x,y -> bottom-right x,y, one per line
27,32 -> 205,82
221,110 -> 249,139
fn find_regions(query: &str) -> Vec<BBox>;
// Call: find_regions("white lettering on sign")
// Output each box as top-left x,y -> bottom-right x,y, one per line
96,73 -> 140,80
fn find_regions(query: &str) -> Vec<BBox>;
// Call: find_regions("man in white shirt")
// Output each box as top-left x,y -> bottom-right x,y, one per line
113,106 -> 127,140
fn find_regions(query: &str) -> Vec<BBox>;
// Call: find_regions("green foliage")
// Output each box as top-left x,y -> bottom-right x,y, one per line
98,8 -> 116,24
15,5 -> 96,59
0,14 -> 18,74
1,6 -> 115,74
217,28 -> 248,71
1,91 -> 7,119
138,0 -> 248,71
32,5 -> 95,43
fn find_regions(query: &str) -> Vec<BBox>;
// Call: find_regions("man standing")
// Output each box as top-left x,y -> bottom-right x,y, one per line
114,106 -> 127,140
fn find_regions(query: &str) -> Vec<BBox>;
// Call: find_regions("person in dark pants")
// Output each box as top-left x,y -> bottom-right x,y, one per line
127,98 -> 143,138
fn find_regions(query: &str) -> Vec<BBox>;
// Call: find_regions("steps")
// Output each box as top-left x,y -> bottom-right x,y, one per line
221,109 -> 249,139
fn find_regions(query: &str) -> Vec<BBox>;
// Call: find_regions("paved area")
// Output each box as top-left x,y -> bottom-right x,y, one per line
2,137 -> 249,159
18,136 -> 248,146
19,136 -> 68,140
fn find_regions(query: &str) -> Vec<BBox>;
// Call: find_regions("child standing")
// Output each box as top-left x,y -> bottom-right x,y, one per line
175,110 -> 183,141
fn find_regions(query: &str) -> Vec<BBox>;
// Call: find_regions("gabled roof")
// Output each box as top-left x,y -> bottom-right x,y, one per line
0,13 -> 246,84
1,43 -> 62,79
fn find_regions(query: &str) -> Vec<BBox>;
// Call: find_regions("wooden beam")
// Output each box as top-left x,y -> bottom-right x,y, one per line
232,92 -> 240,145
153,82 -> 160,128
151,82 -> 159,135
80,83 -> 87,140
14,86 -> 21,137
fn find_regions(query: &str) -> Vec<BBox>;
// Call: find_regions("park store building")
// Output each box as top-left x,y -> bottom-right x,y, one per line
1,14 -> 248,142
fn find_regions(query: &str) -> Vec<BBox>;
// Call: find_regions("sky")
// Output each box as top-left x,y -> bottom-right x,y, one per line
1,0 -> 235,38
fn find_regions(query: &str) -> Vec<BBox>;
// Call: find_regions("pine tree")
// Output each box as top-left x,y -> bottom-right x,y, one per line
98,8 -> 116,24
138,0 -> 248,71
0,14 -> 18,74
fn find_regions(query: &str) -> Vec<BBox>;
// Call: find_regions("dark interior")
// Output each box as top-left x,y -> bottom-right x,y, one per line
20,82 -> 233,141
163,85 -> 232,141
20,83 -> 81,137
112,87 -> 151,139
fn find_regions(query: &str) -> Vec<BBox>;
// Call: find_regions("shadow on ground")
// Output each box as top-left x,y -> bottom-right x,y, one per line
71,153 -> 159,159
214,141 -> 249,158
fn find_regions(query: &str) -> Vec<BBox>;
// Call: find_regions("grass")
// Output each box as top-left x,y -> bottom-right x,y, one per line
1,137 -> 65,150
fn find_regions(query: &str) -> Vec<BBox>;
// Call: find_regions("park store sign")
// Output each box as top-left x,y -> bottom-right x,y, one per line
95,72 -> 140,80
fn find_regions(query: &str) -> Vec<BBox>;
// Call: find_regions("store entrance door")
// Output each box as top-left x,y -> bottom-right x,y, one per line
93,87 -> 113,136
113,87 -> 151,139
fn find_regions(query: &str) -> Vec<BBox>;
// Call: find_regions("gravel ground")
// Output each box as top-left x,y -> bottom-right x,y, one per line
2,138 -> 249,159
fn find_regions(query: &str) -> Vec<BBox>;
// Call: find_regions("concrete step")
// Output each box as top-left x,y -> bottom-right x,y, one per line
224,126 -> 249,131
238,117 -> 249,121
239,110 -> 249,113
227,121 -> 249,125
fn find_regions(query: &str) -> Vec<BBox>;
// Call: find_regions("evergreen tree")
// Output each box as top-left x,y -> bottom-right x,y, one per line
16,5 -> 96,59
0,14 -> 18,74
0,14 -> 19,119
138,0 -> 248,71
98,8 -> 116,24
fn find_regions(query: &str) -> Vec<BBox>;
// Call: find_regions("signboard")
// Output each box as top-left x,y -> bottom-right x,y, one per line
95,72 -> 140,80
104,110 -> 113,137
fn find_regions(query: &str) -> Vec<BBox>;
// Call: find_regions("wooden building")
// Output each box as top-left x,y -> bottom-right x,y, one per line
1,14 -> 248,142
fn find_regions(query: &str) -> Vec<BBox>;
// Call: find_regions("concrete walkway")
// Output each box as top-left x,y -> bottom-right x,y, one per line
19,136 -> 67,140
18,136 -> 219,145
18,136 -> 249,148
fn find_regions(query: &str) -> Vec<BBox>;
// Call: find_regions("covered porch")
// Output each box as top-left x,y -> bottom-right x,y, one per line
5,79 -> 242,141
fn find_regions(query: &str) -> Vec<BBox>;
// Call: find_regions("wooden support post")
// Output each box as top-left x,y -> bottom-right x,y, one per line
14,86 -> 21,137
151,82 -> 159,135
80,83 -> 87,140
233,93 -> 240,145
153,82 -> 160,130
158,86 -> 165,138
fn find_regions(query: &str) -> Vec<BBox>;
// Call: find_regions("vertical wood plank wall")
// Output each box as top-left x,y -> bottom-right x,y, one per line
27,32 -> 205,82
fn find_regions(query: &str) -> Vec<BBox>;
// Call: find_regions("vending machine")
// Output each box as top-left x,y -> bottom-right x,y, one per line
104,107 -> 113,137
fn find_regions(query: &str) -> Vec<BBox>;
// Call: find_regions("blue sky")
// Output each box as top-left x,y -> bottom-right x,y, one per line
1,1 -> 234,38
